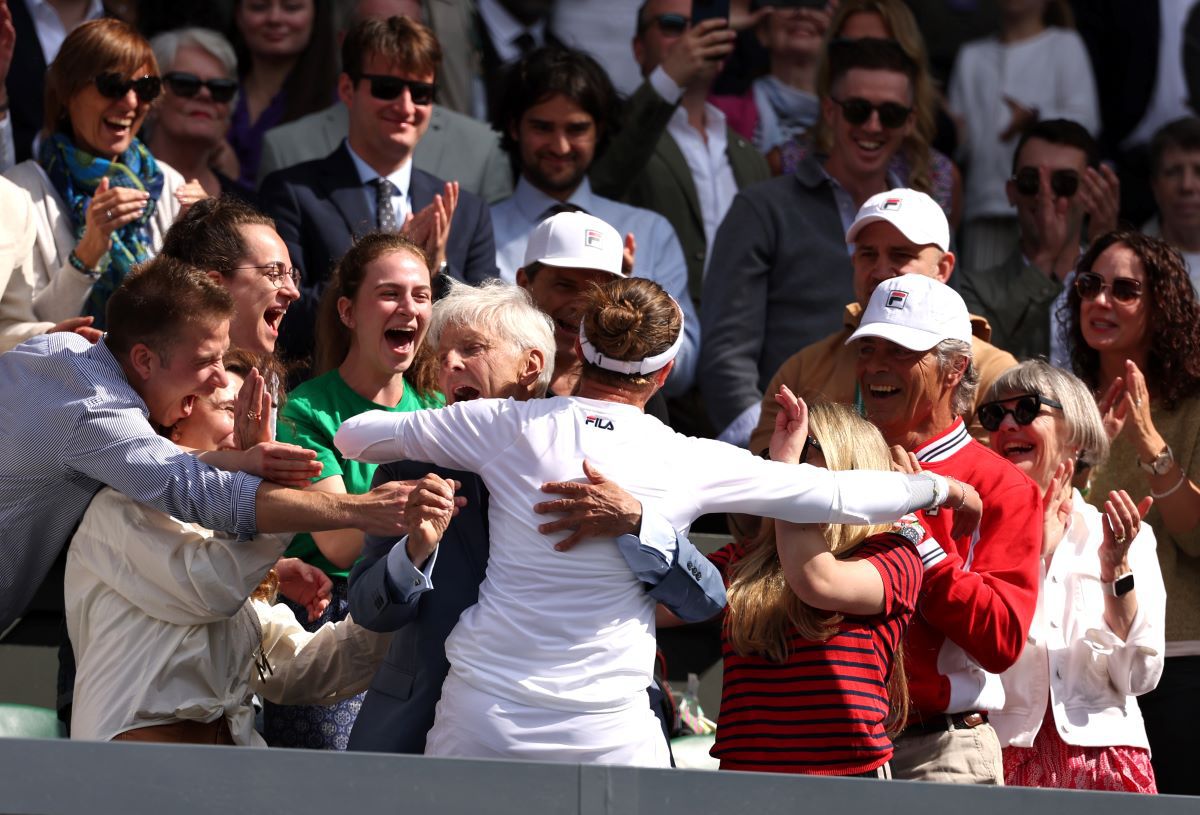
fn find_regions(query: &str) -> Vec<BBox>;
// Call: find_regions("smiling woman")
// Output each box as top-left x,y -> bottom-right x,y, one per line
267,231 -> 443,750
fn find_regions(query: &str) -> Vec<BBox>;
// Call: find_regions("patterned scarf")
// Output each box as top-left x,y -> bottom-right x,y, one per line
39,132 -> 165,327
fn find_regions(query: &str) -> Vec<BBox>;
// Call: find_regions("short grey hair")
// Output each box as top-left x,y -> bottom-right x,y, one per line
934,338 -> 978,418
427,279 -> 556,397
150,27 -> 238,82
985,360 -> 1110,469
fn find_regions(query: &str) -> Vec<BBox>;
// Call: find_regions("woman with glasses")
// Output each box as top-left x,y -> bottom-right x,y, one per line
979,360 -> 1164,792
267,232 -> 442,750
1063,229 -> 1200,795
1,19 -> 205,332
148,28 -> 250,201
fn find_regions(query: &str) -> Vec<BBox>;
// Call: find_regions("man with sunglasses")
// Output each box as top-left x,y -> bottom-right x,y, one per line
700,38 -> 918,448
260,15 -> 499,374
850,273 -> 1042,785
960,119 -> 1118,362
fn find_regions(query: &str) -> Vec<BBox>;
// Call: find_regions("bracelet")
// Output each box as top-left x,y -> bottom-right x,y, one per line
946,477 -> 968,510
68,250 -> 101,280
1151,470 -> 1189,499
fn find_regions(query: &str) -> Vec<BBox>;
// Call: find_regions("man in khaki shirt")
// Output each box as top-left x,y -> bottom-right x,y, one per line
749,188 -> 1016,454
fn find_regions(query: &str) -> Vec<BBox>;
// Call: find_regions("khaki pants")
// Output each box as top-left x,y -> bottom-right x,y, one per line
890,722 -> 1004,784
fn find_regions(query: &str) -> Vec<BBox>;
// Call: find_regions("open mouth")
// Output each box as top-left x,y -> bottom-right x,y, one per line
866,384 -> 900,398
452,385 -> 481,402
385,327 -> 416,354
1002,442 -> 1035,456
263,307 -> 286,334
553,316 -> 578,338
104,117 -> 134,136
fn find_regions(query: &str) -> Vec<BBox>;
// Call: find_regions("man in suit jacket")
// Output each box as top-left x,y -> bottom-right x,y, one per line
346,280 -> 725,754
260,15 -> 498,368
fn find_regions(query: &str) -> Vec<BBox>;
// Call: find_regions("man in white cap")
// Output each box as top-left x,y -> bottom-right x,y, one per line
749,188 -> 1017,455
850,273 -> 1042,784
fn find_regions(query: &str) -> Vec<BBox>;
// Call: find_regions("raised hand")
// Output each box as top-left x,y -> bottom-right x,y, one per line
1080,163 -> 1120,243
769,385 -> 809,464
76,177 -> 151,266
1099,489 -> 1152,580
660,18 -> 737,88
404,473 -> 461,567
234,366 -> 273,449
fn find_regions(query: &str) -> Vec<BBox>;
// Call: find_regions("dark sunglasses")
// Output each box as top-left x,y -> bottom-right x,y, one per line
1012,167 -> 1080,198
640,12 -> 690,35
163,71 -> 238,103
1074,270 -> 1143,304
356,74 -> 435,105
94,72 -> 162,104
800,434 -> 822,465
830,97 -> 912,129
977,393 -> 1064,432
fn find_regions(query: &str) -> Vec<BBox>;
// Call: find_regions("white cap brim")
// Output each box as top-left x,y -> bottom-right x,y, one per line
845,321 -> 947,351
845,214 -> 949,252
536,255 -> 624,276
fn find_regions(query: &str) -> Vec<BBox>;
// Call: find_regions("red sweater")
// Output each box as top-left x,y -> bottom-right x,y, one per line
709,519 -> 924,775
904,418 -> 1042,719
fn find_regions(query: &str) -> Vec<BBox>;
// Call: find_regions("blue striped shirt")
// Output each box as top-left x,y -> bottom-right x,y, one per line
0,334 -> 261,631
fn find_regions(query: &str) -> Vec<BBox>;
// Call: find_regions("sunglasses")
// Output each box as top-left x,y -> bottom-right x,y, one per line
640,12 -> 690,35
830,97 -> 912,129
163,72 -> 238,103
94,72 -> 162,104
231,262 -> 301,289
356,74 -> 435,105
977,393 -> 1063,432
1012,167 -> 1080,198
800,434 -> 822,465
1074,270 -> 1143,304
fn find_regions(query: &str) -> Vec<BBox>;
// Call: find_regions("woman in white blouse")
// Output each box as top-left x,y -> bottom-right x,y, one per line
981,361 -> 1164,792
65,351 -> 387,745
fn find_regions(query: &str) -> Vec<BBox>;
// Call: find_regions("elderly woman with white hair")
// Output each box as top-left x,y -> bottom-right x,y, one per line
981,360 -> 1165,792
147,28 -> 245,199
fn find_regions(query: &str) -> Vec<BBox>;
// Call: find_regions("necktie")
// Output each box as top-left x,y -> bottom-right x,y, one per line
514,31 -> 536,55
374,177 -> 398,232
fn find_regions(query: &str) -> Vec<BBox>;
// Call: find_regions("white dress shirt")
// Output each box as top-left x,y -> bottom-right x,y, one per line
665,103 -> 738,276
472,0 -> 549,121
346,140 -> 413,225
489,176 -> 701,396
24,0 -> 105,66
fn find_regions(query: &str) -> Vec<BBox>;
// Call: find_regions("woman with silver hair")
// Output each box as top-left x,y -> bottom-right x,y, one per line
336,276 -> 979,767
982,360 -> 1164,792
147,28 -> 245,198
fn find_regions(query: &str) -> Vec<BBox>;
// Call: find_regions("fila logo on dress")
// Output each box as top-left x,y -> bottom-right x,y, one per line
585,415 -> 614,430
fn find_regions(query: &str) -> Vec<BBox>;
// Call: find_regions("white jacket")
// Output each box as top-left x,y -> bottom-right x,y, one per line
0,176 -> 53,351
992,490 -> 1165,750
1,158 -> 183,324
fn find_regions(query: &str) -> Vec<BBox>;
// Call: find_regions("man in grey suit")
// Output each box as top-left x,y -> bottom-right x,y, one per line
256,0 -> 513,204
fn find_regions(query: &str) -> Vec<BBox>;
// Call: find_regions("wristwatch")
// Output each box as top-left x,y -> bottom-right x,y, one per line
1103,571 -> 1135,598
1139,445 -> 1174,476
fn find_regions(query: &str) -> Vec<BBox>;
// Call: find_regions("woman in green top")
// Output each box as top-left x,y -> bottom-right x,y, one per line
266,232 -> 442,749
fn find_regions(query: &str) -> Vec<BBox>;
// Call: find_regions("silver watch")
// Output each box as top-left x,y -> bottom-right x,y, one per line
1138,445 -> 1174,476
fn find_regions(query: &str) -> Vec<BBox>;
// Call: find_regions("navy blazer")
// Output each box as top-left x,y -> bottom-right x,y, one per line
259,143 -> 500,366
346,460 -> 726,754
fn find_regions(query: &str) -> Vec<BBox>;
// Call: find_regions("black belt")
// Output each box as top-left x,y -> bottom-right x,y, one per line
900,711 -> 988,738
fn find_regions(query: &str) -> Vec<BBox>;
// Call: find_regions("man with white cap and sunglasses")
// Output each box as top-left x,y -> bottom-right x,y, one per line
750,188 -> 1018,456
849,273 -> 1042,785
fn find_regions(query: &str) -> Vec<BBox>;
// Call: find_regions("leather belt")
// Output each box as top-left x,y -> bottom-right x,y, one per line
900,711 -> 988,738
112,717 -> 234,745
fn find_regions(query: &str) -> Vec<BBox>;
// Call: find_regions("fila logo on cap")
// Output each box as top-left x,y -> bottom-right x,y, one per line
886,290 -> 908,309
585,229 -> 603,249
881,198 -> 902,211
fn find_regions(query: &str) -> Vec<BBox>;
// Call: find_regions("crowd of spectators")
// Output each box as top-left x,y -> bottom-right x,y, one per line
2,0 -> 1200,798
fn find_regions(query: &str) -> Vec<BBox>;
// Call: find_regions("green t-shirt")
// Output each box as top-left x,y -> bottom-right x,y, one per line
277,369 -> 444,578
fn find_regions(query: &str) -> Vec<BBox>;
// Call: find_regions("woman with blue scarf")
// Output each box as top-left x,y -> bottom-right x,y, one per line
2,19 -> 204,330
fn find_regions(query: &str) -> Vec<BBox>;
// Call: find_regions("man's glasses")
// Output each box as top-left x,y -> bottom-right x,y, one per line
94,72 -> 162,104
163,72 -> 238,103
1073,271 -> 1143,304
977,393 -> 1063,432
356,74 -> 436,105
1012,167 -> 1080,198
231,262 -> 301,289
830,97 -> 912,129
639,12 -> 690,35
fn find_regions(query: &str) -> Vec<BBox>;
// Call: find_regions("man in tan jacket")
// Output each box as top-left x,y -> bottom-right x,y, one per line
749,187 -> 1016,454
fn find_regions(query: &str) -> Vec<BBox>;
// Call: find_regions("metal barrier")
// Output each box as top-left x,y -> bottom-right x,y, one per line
0,737 -> 1193,815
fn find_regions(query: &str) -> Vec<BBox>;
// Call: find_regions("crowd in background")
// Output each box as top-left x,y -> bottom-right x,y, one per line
1,0 -> 1200,798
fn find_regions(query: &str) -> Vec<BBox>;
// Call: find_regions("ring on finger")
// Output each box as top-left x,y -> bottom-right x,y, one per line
246,411 -> 260,421
106,209 -> 114,221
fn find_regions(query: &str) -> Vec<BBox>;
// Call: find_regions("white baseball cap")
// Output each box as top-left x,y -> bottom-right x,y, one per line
846,273 -> 972,351
845,188 -> 950,252
523,211 -> 623,276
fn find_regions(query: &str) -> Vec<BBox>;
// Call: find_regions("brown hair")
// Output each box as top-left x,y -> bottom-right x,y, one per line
43,19 -> 159,136
341,15 -> 441,81
1064,230 -> 1200,409
160,196 -> 277,277
724,402 -> 910,732
579,277 -> 681,389
106,256 -> 234,361
314,232 -> 438,398
812,0 -> 935,195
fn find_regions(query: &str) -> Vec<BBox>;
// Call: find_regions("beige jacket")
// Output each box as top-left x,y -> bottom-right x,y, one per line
0,176 -> 53,351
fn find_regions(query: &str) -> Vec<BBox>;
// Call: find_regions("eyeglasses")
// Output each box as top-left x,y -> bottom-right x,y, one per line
231,262 -> 301,289
639,12 -> 690,35
94,72 -> 162,104
163,72 -> 238,103
800,434 -> 822,465
977,393 -> 1064,432
830,97 -> 912,129
355,74 -> 436,105
1074,270 -> 1143,304
1012,167 -> 1080,198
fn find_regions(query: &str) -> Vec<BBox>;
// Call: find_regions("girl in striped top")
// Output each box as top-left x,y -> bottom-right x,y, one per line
709,395 -> 925,777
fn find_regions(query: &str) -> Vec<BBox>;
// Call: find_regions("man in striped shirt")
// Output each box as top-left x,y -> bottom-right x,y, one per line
0,257 -> 412,635
849,274 -> 1042,784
